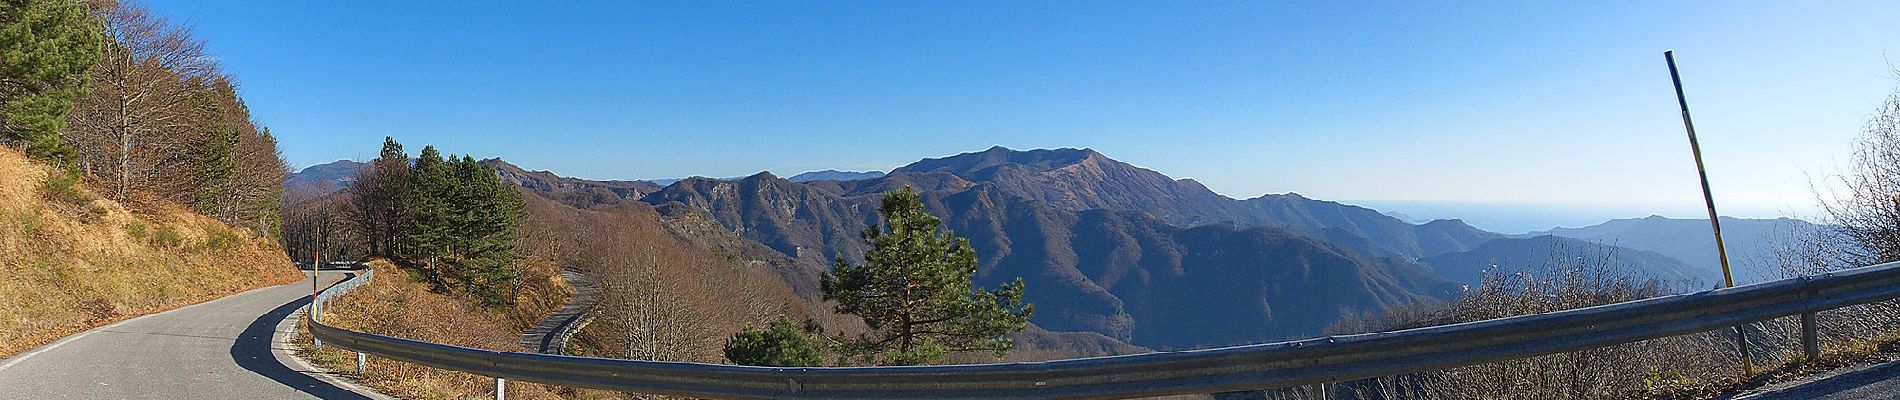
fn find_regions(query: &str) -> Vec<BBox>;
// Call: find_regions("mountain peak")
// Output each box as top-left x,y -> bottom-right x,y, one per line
894,147 -> 1108,177
787,169 -> 886,182
743,171 -> 780,181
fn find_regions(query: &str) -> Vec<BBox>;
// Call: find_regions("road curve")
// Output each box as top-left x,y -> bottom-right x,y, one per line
0,271 -> 389,399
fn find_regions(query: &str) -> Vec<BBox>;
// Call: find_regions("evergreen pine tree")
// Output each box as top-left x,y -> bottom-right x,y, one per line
822,187 -> 1032,365
193,128 -> 237,217
0,0 -> 104,165
405,145 -> 453,284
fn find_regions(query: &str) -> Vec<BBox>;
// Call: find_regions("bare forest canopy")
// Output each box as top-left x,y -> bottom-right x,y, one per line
1,0 -> 286,234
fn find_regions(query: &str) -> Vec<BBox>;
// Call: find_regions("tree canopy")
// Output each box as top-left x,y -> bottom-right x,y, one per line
724,315 -> 824,367
0,0 -> 103,165
822,187 -> 1032,365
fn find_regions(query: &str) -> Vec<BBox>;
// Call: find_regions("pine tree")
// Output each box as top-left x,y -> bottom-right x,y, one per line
822,187 -> 1032,365
193,127 -> 237,217
0,0 -> 104,165
395,150 -> 520,305
404,145 -> 453,284
724,315 -> 824,367
447,155 -> 521,305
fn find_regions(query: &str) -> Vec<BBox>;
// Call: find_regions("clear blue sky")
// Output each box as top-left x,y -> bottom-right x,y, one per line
148,1 -> 1899,222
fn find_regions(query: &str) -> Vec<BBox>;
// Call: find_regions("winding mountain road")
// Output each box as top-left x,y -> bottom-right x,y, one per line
0,271 -> 388,399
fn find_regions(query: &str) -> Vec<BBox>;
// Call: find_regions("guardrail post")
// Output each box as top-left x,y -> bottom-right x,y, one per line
495,377 -> 506,400
1801,311 -> 1820,361
356,352 -> 366,373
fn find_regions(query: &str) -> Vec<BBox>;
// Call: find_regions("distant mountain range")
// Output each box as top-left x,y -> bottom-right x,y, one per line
284,146 -> 1823,350
787,169 -> 885,182
636,147 -> 1472,348
1419,235 -> 1710,287
284,160 -> 364,198
483,159 -> 664,208
1526,215 -> 1823,283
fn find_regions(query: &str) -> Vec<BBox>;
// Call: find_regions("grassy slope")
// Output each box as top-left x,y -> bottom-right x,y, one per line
0,147 -> 302,358
304,259 -> 622,400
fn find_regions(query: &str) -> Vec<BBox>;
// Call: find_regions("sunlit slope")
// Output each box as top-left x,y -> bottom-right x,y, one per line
0,147 -> 300,358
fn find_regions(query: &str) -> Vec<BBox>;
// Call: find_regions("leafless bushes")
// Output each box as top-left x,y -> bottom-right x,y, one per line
516,195 -> 802,365
1313,249 -> 1741,399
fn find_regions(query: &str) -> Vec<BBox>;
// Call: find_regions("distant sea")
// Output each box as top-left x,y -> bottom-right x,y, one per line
1345,200 -> 1812,234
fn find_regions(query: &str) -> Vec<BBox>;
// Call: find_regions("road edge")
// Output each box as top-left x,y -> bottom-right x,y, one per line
275,274 -> 396,400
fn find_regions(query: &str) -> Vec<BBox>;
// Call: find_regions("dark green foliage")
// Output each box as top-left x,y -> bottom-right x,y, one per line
822,187 -> 1032,365
194,128 -> 237,215
723,315 -> 824,367
0,0 -> 103,165
395,142 -> 524,306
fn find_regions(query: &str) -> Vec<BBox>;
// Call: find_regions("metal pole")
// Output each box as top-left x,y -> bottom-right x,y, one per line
1802,311 -> 1821,361
1665,49 -> 1754,374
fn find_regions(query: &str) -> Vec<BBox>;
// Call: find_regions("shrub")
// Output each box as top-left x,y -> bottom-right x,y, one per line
38,169 -> 89,206
152,225 -> 184,248
127,220 -> 148,239
724,315 -> 824,367
200,225 -> 240,252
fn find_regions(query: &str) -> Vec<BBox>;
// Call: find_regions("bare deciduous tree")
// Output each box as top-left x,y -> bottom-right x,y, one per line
65,0 -> 220,204
1817,88 -> 1900,265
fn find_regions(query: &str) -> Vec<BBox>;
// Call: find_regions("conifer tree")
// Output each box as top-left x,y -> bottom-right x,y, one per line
447,155 -> 522,305
0,0 -> 104,165
405,145 -> 452,281
822,187 -> 1032,365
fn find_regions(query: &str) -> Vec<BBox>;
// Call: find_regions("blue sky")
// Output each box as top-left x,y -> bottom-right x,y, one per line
149,1 -> 1899,225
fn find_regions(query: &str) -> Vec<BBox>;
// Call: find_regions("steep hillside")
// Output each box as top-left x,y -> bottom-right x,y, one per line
1419,235 -> 1712,287
515,188 -> 819,364
641,172 -> 880,268
894,147 -> 1499,258
642,168 -> 1458,348
305,259 -> 606,400
1529,215 -> 1826,282
0,148 -> 301,358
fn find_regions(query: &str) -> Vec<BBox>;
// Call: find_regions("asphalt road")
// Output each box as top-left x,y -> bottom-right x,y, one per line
0,271 -> 389,399
1732,358 -> 1900,400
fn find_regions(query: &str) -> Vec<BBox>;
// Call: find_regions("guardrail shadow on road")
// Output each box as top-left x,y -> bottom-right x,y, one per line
232,293 -> 372,400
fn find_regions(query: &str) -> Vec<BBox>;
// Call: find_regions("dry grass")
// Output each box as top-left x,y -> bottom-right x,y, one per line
302,259 -> 624,400
0,147 -> 301,359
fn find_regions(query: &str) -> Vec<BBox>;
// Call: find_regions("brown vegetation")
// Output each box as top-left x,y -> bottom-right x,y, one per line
63,0 -> 286,231
303,259 -> 616,400
516,190 -> 811,364
0,146 -> 298,359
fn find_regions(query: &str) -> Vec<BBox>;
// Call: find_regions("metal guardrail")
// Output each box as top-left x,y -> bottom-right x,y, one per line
313,270 -> 372,314
520,269 -> 600,354
309,261 -> 1900,400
